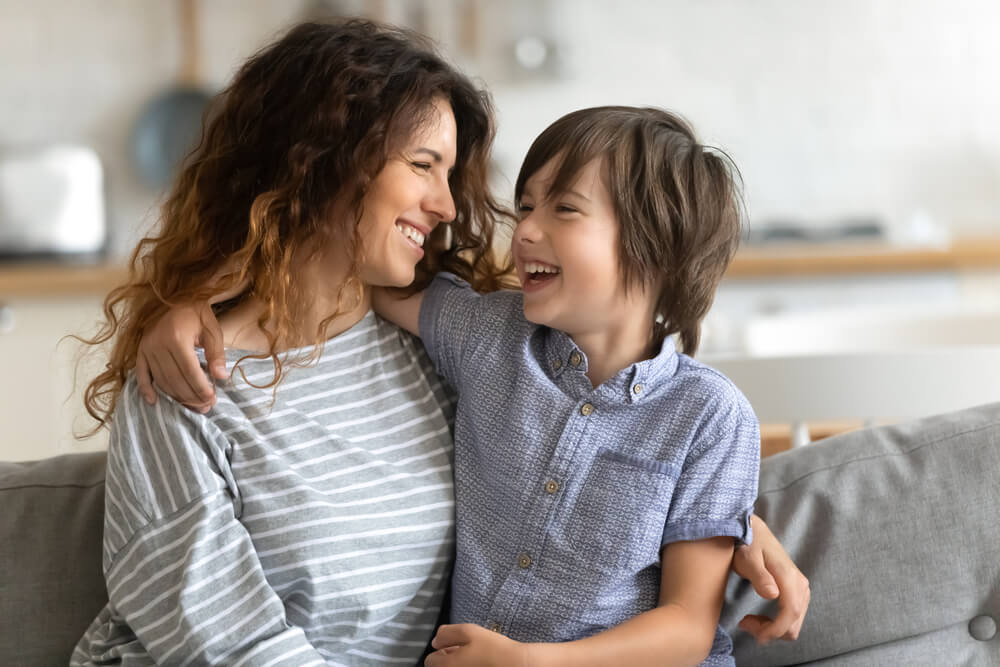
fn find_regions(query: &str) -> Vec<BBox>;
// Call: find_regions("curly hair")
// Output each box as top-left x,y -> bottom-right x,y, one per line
514,106 -> 745,355
82,19 -> 514,430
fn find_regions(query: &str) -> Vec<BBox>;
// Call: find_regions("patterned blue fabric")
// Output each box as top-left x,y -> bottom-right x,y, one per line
419,273 -> 760,665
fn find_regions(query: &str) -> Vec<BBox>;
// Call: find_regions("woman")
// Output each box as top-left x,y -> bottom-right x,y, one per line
75,19 -> 805,666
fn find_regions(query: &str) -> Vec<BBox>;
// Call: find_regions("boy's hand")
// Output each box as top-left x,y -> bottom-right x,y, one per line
424,624 -> 531,667
732,514 -> 810,644
135,302 -> 227,413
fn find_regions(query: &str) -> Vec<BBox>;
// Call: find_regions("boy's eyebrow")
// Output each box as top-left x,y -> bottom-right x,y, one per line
523,179 -> 591,203
562,189 -> 592,203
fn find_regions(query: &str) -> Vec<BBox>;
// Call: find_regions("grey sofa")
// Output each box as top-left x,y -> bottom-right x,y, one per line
2,404 -> 999,666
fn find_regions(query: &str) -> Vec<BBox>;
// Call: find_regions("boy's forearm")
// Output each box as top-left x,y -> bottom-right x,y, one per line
525,604 -> 715,667
371,288 -> 424,336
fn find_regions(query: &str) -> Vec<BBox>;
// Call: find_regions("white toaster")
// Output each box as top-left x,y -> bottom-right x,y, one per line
0,145 -> 106,258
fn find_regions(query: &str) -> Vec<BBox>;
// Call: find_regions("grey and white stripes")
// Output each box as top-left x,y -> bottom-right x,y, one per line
73,311 -> 456,666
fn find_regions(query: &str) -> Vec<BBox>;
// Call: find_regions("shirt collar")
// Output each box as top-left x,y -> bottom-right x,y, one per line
544,328 -> 679,403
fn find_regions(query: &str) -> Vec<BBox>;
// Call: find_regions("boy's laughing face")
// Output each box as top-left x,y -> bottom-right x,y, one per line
513,156 -> 655,341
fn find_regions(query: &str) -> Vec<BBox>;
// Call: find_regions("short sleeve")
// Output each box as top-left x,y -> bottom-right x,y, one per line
418,272 -> 488,392
662,394 -> 760,547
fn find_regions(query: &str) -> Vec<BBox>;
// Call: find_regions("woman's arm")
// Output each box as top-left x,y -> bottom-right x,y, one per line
425,537 -> 734,667
731,514 -> 811,642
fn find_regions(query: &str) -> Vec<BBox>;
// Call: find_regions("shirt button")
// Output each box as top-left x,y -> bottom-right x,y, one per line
544,480 -> 559,494
570,352 -> 582,367
518,553 -> 532,569
580,403 -> 594,416
633,383 -> 643,395
488,623 -> 502,633
552,359 -> 562,370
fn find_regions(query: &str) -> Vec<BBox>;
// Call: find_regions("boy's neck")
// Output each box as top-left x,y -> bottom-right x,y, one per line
571,318 -> 660,389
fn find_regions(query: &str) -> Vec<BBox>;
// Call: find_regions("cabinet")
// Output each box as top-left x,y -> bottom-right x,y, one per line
0,296 -> 110,460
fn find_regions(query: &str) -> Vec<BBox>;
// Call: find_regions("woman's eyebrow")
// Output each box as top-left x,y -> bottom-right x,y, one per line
413,148 -> 443,162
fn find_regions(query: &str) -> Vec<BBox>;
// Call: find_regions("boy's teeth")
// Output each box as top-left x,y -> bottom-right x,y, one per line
525,262 -> 560,274
395,223 -> 425,247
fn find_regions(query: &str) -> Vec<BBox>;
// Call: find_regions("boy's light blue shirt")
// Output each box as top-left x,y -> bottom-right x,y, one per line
419,273 -> 760,665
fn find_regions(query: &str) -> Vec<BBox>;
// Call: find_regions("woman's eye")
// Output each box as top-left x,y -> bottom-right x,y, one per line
411,162 -> 432,172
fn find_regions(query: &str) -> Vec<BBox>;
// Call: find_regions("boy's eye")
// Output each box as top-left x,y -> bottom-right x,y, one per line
517,203 -> 534,215
555,204 -> 578,214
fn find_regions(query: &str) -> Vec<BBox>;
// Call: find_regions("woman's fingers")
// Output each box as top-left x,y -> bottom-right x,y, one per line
735,542 -> 779,600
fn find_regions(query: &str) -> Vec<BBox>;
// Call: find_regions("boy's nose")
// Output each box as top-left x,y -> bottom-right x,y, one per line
514,213 -> 542,244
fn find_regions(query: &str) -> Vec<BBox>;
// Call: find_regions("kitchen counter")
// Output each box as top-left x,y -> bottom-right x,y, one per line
0,262 -> 128,298
726,236 -> 1000,278
4,235 -> 1000,297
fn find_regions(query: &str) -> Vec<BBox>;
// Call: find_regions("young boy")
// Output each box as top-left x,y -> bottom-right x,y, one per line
376,106 -> 759,666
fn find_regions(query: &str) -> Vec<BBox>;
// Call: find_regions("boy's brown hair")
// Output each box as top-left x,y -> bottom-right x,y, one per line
513,106 -> 745,355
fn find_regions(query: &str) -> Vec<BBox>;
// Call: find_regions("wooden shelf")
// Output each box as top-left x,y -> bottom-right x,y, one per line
0,262 -> 128,298
726,236 -> 1000,278
4,236 -> 1000,297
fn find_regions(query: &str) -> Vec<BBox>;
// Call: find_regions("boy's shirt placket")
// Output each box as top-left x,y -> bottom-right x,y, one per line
482,342 -> 605,635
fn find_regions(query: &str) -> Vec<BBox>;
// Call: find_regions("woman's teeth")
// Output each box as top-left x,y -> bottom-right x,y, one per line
396,223 -> 425,247
524,262 -> 560,275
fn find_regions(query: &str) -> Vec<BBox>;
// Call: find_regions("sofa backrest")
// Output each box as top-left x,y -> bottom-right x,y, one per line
0,451 -> 108,667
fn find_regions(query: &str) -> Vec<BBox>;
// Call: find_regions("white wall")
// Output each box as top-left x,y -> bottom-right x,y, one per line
2,0 -> 999,259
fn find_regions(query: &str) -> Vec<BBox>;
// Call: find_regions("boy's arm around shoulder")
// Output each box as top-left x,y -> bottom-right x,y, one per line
371,287 -> 424,336
375,273 -> 516,392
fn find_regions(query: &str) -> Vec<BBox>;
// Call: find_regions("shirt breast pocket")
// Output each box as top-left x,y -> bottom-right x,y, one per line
563,448 -> 679,575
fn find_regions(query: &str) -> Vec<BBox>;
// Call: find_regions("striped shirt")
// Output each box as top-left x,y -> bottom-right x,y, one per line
72,311 -> 456,666
419,273 -> 759,666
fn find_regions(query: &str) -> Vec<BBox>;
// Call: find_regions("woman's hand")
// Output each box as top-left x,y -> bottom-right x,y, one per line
732,514 -> 810,643
424,624 -> 531,667
135,302 -> 227,413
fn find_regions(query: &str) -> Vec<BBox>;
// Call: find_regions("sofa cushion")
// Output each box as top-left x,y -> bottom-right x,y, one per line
0,451 -> 108,667
722,402 -> 1000,665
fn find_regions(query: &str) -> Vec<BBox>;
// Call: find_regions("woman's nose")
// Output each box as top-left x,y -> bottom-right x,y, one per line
424,176 -> 457,223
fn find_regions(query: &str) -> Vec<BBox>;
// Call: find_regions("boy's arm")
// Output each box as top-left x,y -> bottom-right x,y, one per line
136,275 -> 244,411
136,302 -> 226,411
371,287 -> 424,337
426,537 -> 734,667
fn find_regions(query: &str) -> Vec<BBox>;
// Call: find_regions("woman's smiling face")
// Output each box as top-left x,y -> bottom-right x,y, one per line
357,97 -> 458,288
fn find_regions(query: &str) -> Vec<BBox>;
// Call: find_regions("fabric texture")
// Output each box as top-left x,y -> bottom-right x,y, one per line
419,273 -> 759,665
72,311 -> 456,666
0,451 -> 108,667
722,402 -> 1000,666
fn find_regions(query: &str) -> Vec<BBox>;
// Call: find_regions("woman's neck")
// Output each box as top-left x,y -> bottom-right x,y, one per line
219,254 -> 372,353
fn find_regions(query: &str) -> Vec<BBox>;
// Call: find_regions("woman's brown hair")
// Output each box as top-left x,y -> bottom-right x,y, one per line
82,19 -> 513,430
513,106 -> 745,355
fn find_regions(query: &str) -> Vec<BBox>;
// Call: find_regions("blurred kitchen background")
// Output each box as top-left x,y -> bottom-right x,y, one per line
3,0 -> 1000,460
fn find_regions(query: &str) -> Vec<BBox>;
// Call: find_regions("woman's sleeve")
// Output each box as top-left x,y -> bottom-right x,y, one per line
100,379 -> 327,666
